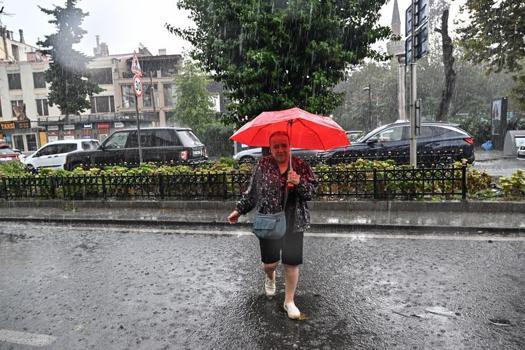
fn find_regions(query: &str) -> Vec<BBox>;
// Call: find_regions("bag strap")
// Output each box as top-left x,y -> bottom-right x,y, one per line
282,180 -> 289,211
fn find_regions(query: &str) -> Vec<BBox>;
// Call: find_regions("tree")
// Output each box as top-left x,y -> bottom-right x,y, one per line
171,60 -> 215,134
167,0 -> 391,128
37,0 -> 101,119
458,0 -> 525,109
435,7 -> 456,122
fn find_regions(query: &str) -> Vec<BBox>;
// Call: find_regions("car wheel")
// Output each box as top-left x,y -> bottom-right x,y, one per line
239,156 -> 256,163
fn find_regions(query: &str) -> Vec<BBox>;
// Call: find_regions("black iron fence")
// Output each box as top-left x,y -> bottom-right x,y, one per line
0,164 -> 467,201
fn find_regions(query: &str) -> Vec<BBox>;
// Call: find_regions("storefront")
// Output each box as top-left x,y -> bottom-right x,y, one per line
0,120 -> 47,153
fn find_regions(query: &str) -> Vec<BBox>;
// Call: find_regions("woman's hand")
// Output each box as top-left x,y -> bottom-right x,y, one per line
227,210 -> 241,224
287,170 -> 301,185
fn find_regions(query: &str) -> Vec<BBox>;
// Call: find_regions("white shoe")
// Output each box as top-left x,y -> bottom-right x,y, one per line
264,272 -> 276,297
283,302 -> 301,320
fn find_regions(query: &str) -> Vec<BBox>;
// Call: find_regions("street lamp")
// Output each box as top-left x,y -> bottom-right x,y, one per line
363,84 -> 372,130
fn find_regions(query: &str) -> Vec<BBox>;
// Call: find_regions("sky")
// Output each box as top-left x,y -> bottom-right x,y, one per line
2,0 -> 463,57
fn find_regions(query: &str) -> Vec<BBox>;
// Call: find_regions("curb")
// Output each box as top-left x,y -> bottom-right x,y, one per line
2,199 -> 525,213
1,216 -> 523,235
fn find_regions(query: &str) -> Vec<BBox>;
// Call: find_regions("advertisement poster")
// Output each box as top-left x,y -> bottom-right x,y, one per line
491,98 -> 502,135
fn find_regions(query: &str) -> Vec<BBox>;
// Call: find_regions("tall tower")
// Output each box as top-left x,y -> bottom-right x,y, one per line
387,0 -> 407,121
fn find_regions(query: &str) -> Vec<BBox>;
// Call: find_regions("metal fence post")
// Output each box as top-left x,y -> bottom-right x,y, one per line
373,169 -> 378,199
101,175 -> 107,200
1,177 -> 7,200
461,163 -> 467,200
159,174 -> 165,200
49,177 -> 56,199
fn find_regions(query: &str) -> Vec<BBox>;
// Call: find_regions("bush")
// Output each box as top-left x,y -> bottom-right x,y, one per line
499,170 -> 525,198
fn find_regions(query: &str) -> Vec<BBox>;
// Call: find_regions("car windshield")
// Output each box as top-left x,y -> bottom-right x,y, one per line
177,130 -> 203,147
357,125 -> 392,142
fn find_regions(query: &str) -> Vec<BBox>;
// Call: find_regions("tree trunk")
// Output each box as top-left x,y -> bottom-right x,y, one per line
436,9 -> 456,122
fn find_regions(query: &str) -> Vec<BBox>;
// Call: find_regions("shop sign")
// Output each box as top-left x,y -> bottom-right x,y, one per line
83,123 -> 93,129
47,125 -> 59,131
64,124 -> 75,130
114,122 -> 125,128
64,136 -> 75,140
47,130 -> 59,136
15,120 -> 31,129
97,123 -> 110,129
0,121 -> 16,130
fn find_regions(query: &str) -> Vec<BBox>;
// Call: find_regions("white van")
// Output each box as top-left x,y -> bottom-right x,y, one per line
23,139 -> 100,170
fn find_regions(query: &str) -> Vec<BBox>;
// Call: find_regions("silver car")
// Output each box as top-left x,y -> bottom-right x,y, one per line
518,145 -> 525,160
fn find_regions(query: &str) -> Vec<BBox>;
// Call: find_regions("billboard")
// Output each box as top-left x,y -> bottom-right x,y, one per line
491,97 -> 507,136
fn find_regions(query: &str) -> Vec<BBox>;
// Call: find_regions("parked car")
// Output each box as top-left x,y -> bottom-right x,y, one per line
233,147 -> 320,163
319,121 -> 475,165
518,145 -> 525,160
64,127 -> 207,170
0,144 -> 21,163
23,139 -> 100,170
232,130 -> 361,163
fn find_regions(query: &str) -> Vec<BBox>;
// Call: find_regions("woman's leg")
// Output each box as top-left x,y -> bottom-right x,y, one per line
283,264 -> 299,304
263,262 -> 278,279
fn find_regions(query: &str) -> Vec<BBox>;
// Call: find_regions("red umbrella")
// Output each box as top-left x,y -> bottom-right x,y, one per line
230,107 -> 350,151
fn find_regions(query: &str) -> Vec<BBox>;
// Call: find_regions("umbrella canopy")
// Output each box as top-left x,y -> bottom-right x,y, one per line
230,107 -> 350,150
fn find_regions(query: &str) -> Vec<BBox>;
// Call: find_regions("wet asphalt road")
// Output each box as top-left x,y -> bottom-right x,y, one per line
0,223 -> 524,350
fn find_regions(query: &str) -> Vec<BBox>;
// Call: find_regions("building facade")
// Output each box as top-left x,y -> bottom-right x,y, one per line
0,28 -> 223,152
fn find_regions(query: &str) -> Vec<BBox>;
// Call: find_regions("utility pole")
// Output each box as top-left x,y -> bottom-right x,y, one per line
405,0 -> 428,168
409,0 -> 417,168
363,84 -> 372,130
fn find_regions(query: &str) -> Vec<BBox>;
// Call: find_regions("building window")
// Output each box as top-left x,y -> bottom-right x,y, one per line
13,135 -> 24,151
90,68 -> 113,85
11,44 -> 19,61
143,84 -> 158,108
26,134 -> 38,151
121,85 -> 136,109
33,72 -> 46,89
90,96 -> 115,113
163,84 -> 175,107
8,73 -> 22,90
36,99 -> 49,116
11,100 -> 24,117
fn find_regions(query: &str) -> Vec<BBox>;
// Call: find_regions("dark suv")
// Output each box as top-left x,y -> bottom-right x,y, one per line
64,127 -> 207,170
319,122 -> 475,165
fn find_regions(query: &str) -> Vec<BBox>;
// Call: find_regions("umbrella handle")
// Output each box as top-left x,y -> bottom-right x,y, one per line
288,120 -> 293,171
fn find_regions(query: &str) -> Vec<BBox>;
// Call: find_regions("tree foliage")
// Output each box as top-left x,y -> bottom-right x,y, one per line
167,0 -> 391,128
458,0 -> 525,109
37,0 -> 101,117
171,60 -> 215,134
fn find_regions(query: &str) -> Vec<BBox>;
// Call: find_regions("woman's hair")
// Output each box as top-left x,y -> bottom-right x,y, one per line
269,130 -> 289,144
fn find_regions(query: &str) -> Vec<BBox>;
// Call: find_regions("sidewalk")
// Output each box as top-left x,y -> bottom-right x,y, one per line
0,200 -> 524,233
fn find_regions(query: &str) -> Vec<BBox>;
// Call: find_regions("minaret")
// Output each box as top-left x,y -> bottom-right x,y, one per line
391,0 -> 401,36
387,0 -> 407,121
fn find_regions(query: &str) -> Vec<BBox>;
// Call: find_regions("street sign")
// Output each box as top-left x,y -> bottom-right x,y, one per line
405,27 -> 429,64
131,53 -> 142,77
405,0 -> 429,63
133,75 -> 143,97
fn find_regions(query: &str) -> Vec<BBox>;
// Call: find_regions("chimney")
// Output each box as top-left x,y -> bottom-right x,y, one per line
158,48 -> 166,56
19,29 -> 24,43
5,30 -> 10,40
96,35 -> 100,47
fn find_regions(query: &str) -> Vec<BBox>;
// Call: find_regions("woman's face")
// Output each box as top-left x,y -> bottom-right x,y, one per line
270,134 -> 290,165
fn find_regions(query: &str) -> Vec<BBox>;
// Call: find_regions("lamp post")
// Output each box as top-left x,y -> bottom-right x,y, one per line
363,84 -> 372,130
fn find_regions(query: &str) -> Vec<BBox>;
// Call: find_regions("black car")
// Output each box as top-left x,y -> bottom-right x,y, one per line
64,127 -> 207,170
319,122 -> 475,165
